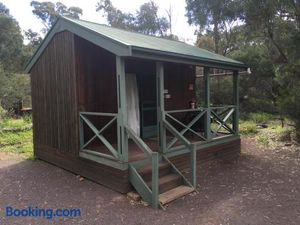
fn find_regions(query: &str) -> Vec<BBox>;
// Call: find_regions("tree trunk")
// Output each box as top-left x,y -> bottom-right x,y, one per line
213,20 -> 220,54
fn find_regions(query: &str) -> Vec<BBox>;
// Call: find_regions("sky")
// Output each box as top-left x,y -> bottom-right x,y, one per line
2,0 -> 198,44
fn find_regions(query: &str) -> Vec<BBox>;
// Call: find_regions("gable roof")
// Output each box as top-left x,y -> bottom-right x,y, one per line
25,17 -> 246,73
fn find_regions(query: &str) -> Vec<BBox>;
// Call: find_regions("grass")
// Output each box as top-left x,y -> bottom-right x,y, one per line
240,112 -> 295,148
247,112 -> 278,124
0,115 -> 33,160
240,121 -> 258,135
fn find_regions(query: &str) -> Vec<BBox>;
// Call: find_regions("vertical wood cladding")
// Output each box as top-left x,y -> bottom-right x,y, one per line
74,35 -> 118,144
164,63 -> 196,110
31,31 -> 78,155
74,35 -> 117,113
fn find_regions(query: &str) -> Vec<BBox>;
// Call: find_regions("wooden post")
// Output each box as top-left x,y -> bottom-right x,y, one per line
79,113 -> 84,150
191,144 -> 197,187
151,152 -> 159,208
204,67 -> 212,141
156,62 -> 166,153
116,56 -> 128,162
233,70 -> 239,135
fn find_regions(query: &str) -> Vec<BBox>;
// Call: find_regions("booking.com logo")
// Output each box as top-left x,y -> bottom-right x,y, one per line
5,206 -> 81,219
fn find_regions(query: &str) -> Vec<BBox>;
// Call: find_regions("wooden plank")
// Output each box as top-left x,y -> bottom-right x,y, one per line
129,165 -> 153,204
116,55 -> 128,161
31,31 -> 78,155
159,185 -> 194,205
151,152 -> 159,208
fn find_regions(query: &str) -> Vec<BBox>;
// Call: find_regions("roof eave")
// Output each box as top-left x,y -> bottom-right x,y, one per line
131,46 -> 247,70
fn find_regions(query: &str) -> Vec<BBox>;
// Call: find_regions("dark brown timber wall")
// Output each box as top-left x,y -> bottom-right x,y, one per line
31,31 -> 78,154
30,31 -> 129,193
164,63 -> 196,111
169,138 -> 241,172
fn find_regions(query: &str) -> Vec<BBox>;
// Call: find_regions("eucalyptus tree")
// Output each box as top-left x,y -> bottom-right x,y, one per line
96,0 -> 170,36
186,0 -> 243,54
30,1 -> 83,33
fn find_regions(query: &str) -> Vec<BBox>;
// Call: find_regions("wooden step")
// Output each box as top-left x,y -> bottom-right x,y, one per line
138,161 -> 171,182
147,173 -> 183,193
159,185 -> 195,205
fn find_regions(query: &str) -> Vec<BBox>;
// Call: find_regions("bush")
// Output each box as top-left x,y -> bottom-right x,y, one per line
240,121 -> 258,135
248,112 -> 277,124
273,127 -> 292,142
0,105 -> 7,119
257,135 -> 270,147
279,84 -> 300,141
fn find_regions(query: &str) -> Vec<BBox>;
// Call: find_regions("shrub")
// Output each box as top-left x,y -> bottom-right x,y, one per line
239,121 -> 258,135
248,112 -> 277,124
257,135 -> 270,147
278,84 -> 300,142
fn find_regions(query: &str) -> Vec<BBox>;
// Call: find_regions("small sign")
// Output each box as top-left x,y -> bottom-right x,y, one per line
165,94 -> 171,99
164,89 -> 168,94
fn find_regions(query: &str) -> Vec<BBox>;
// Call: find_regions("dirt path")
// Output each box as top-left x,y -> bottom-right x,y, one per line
0,137 -> 299,225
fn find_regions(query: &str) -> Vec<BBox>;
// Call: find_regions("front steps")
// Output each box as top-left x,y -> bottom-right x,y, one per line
159,185 -> 194,205
133,160 -> 195,206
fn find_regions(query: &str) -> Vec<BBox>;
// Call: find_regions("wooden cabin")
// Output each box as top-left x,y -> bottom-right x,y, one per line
25,17 -> 247,208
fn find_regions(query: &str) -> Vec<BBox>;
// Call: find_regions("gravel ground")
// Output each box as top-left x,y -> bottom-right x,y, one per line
0,137 -> 299,225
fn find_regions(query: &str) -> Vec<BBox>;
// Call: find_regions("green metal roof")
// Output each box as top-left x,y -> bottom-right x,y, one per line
25,17 -> 246,72
65,17 -> 244,67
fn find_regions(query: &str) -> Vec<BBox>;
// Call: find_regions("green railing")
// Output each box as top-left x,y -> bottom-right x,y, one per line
210,105 -> 236,138
79,112 -> 119,160
163,105 -> 238,152
164,108 -> 207,151
126,126 -> 160,208
161,105 -> 238,187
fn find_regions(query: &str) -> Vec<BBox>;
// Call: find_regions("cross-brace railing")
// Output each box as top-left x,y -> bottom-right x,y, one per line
210,105 -> 236,137
164,108 -> 207,151
79,112 -> 120,160
163,118 -> 197,187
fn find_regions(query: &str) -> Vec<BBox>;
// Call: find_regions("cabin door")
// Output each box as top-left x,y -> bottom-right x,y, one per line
138,73 -> 157,139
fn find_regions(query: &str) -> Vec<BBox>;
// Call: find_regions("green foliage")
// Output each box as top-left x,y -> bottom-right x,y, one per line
0,72 -> 31,110
0,117 -> 33,160
0,105 -> 6,119
0,116 -> 32,129
0,11 -> 24,72
278,84 -> 300,141
0,3 -> 32,111
96,0 -> 170,37
30,1 -> 83,33
210,76 -> 233,106
24,29 -> 43,50
240,0 -> 300,141
0,130 -> 33,159
228,33 -> 278,114
135,1 -> 169,36
239,121 -> 258,135
186,0 -> 243,54
257,135 -> 270,147
0,2 -> 9,15
247,112 -> 277,124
